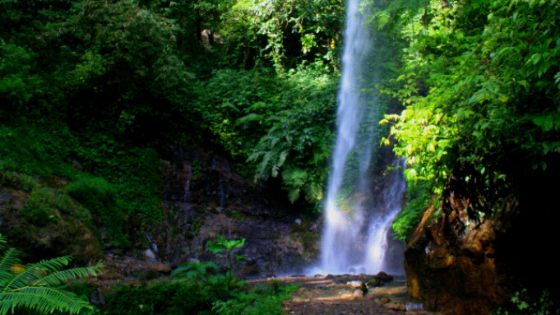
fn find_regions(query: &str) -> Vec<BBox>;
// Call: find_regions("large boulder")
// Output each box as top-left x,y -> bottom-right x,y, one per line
405,206 -> 506,315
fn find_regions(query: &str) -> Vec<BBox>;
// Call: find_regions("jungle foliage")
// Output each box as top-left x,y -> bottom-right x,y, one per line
1,0 -> 560,312
370,0 -> 560,239
0,0 -> 347,256
0,3 -> 342,311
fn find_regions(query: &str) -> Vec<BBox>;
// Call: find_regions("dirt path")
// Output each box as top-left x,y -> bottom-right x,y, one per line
252,274 -> 438,315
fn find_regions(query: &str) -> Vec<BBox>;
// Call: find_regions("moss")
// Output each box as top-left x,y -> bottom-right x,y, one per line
0,179 -> 103,263
0,170 -> 37,191
65,176 -> 129,247
392,181 -> 434,240
21,187 -> 59,226
73,135 -> 163,223
0,124 -> 165,247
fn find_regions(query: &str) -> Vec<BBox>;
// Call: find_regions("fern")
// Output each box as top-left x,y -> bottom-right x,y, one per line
0,234 -> 100,315
0,287 -> 92,315
0,249 -> 20,285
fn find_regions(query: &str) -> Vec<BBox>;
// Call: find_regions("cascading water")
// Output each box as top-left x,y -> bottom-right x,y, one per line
315,0 -> 405,275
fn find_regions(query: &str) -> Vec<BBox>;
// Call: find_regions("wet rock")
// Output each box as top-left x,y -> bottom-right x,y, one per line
375,271 -> 394,283
405,204 -> 505,315
426,246 -> 455,269
1,148 -> 321,281
152,150 -> 321,276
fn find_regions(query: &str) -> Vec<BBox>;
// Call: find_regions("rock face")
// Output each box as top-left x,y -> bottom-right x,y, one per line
147,149 -> 320,276
405,203 -> 506,315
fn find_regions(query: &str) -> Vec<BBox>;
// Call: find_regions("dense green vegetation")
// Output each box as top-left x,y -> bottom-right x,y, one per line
374,0 -> 560,239
0,0 -> 346,251
2,0 -> 560,313
1,1 -> 341,314
0,233 -> 294,315
0,125 -> 160,249
0,0 -> 343,220
101,271 -> 295,315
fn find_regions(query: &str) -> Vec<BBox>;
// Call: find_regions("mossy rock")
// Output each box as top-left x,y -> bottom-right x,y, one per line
0,183 -> 103,264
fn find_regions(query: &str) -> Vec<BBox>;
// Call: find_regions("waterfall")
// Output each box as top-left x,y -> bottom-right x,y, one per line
315,0 -> 405,275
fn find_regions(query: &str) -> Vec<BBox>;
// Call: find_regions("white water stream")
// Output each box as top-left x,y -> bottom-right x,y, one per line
313,0 -> 405,275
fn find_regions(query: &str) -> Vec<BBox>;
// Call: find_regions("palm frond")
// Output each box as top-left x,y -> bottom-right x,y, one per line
0,286 -> 92,315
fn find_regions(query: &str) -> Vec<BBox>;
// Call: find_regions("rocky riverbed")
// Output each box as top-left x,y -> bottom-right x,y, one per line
251,273 -> 439,315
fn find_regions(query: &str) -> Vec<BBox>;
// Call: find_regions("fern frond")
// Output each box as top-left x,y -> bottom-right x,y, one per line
0,286 -> 92,315
0,234 -> 97,314
0,272 -> 11,289
0,249 -> 20,275
3,256 -> 71,291
33,264 -> 99,287
2,266 -> 41,292
29,256 -> 72,274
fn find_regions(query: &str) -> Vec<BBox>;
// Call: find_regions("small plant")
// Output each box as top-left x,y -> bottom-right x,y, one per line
495,289 -> 559,315
171,261 -> 219,280
207,235 -> 245,270
0,234 -> 100,315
